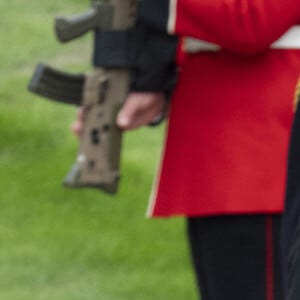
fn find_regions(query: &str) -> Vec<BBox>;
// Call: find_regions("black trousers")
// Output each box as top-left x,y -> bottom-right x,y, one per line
187,215 -> 283,300
282,101 -> 300,300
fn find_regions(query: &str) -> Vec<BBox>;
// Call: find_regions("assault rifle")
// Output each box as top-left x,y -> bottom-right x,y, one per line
28,0 -> 138,194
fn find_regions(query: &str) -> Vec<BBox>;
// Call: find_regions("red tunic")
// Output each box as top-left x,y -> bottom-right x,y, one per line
147,0 -> 300,217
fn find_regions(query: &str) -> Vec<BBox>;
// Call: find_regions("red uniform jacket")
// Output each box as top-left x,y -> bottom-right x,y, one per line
144,0 -> 300,217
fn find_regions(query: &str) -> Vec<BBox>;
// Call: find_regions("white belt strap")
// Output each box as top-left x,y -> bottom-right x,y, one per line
272,26 -> 300,49
184,25 -> 300,53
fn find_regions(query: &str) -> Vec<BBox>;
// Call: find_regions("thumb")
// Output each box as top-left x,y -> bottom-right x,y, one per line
116,94 -> 140,129
117,108 -> 131,128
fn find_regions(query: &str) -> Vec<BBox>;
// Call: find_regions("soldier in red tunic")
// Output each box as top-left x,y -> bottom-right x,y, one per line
75,1 -> 300,299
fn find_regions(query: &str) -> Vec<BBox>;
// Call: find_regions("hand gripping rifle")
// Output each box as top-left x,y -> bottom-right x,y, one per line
28,0 -> 138,194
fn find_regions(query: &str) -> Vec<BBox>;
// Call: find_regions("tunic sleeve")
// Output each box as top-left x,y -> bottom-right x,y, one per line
139,0 -> 300,54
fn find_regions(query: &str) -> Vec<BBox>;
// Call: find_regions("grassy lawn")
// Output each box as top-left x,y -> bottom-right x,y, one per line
0,1 -> 198,299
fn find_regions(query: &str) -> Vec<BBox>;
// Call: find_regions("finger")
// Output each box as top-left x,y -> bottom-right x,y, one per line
77,106 -> 87,121
118,105 -> 162,130
71,120 -> 82,138
116,111 -> 131,129
117,94 -> 141,129
118,93 -> 164,128
71,107 -> 87,138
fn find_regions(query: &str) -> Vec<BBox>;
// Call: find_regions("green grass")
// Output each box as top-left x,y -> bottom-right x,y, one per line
0,1 -> 198,299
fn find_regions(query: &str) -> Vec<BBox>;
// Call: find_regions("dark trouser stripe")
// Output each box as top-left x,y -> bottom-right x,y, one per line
266,216 -> 274,300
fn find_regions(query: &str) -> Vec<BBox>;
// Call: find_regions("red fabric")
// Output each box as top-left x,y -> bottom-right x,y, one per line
148,0 -> 300,217
174,0 -> 300,55
148,50 -> 300,217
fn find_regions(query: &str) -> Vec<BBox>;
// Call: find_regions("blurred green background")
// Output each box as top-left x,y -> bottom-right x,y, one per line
0,1 -> 198,299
